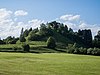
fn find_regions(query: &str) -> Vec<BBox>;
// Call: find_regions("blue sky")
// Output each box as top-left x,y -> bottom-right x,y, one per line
0,0 -> 100,24
0,0 -> 100,38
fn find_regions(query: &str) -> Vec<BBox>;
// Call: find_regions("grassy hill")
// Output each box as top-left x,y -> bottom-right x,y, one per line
0,52 -> 100,75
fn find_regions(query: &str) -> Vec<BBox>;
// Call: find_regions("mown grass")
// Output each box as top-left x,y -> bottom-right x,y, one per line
0,53 -> 100,75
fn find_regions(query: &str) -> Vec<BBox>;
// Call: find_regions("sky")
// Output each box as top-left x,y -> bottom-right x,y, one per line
0,0 -> 100,39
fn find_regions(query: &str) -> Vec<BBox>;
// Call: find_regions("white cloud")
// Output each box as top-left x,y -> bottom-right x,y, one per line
0,8 -> 14,38
0,8 -> 44,39
28,19 -> 45,28
60,14 -> 80,21
0,8 -> 99,39
58,14 -> 100,37
0,18 -> 44,39
79,22 -> 100,37
0,8 -> 12,20
0,8 -> 13,25
14,10 -> 28,16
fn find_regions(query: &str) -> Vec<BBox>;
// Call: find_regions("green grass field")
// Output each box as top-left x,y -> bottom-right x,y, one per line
0,53 -> 100,75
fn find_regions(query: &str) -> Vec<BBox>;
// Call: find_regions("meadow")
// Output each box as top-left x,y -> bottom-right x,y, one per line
0,53 -> 100,75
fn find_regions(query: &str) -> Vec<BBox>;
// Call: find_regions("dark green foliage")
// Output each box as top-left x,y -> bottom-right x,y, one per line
66,44 -> 75,53
9,38 -> 19,44
87,48 -> 100,55
66,45 -> 100,56
28,34 -> 40,41
20,28 -> 24,36
29,27 -> 32,32
79,47 -> 87,54
19,28 -> 26,42
40,23 -> 53,37
92,48 -> 100,55
19,35 -> 26,42
23,29 -> 29,37
77,29 -> 92,47
29,28 -> 39,35
4,36 -> 13,44
28,28 -> 40,41
93,30 -> 100,48
49,21 -> 59,30
47,37 -> 56,49
3,36 -> 18,44
0,40 -> 5,44
66,43 -> 78,53
40,23 -> 47,31
69,28 -> 73,33
1,21 -> 100,56
22,44 -> 30,52
39,28 -> 53,37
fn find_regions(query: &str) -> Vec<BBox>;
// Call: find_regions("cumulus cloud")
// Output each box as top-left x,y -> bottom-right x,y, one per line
14,10 -> 28,16
0,8 -> 12,24
79,22 -> 100,36
60,14 -> 80,21
0,8 -> 12,19
0,8 -> 44,39
0,8 -> 99,39
28,19 -> 45,28
0,8 -> 14,38
0,19 -> 44,39
59,14 -> 100,37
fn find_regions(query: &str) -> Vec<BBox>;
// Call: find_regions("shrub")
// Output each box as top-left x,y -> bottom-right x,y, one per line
82,48 -> 87,54
66,45 -> 74,53
73,48 -> 79,54
91,48 -> 100,55
87,48 -> 93,55
46,37 -> 56,49
66,43 -> 78,53
22,44 -> 30,52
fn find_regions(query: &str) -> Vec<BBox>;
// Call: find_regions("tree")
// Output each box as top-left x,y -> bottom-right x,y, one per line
29,27 -> 32,32
69,28 -> 73,33
77,29 -> 92,47
4,36 -> 13,44
22,44 -> 30,52
40,23 -> 47,31
21,28 -> 24,36
93,30 -> 100,48
3,36 -> 18,44
28,34 -> 40,41
19,35 -> 26,42
52,21 -> 59,30
0,40 -> 5,44
23,29 -> 29,37
46,37 -> 56,49
19,28 -> 26,42
82,29 -> 92,47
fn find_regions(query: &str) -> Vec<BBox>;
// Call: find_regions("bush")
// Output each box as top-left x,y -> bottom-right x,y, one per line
73,48 -> 80,54
91,48 -> 100,55
46,37 -> 56,49
22,44 -> 30,52
66,44 -> 74,53
87,48 -> 93,55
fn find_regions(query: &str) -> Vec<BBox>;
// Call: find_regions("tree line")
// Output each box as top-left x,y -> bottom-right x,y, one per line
0,21 -> 100,55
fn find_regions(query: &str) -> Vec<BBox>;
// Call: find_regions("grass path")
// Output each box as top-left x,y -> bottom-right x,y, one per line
0,52 -> 100,75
